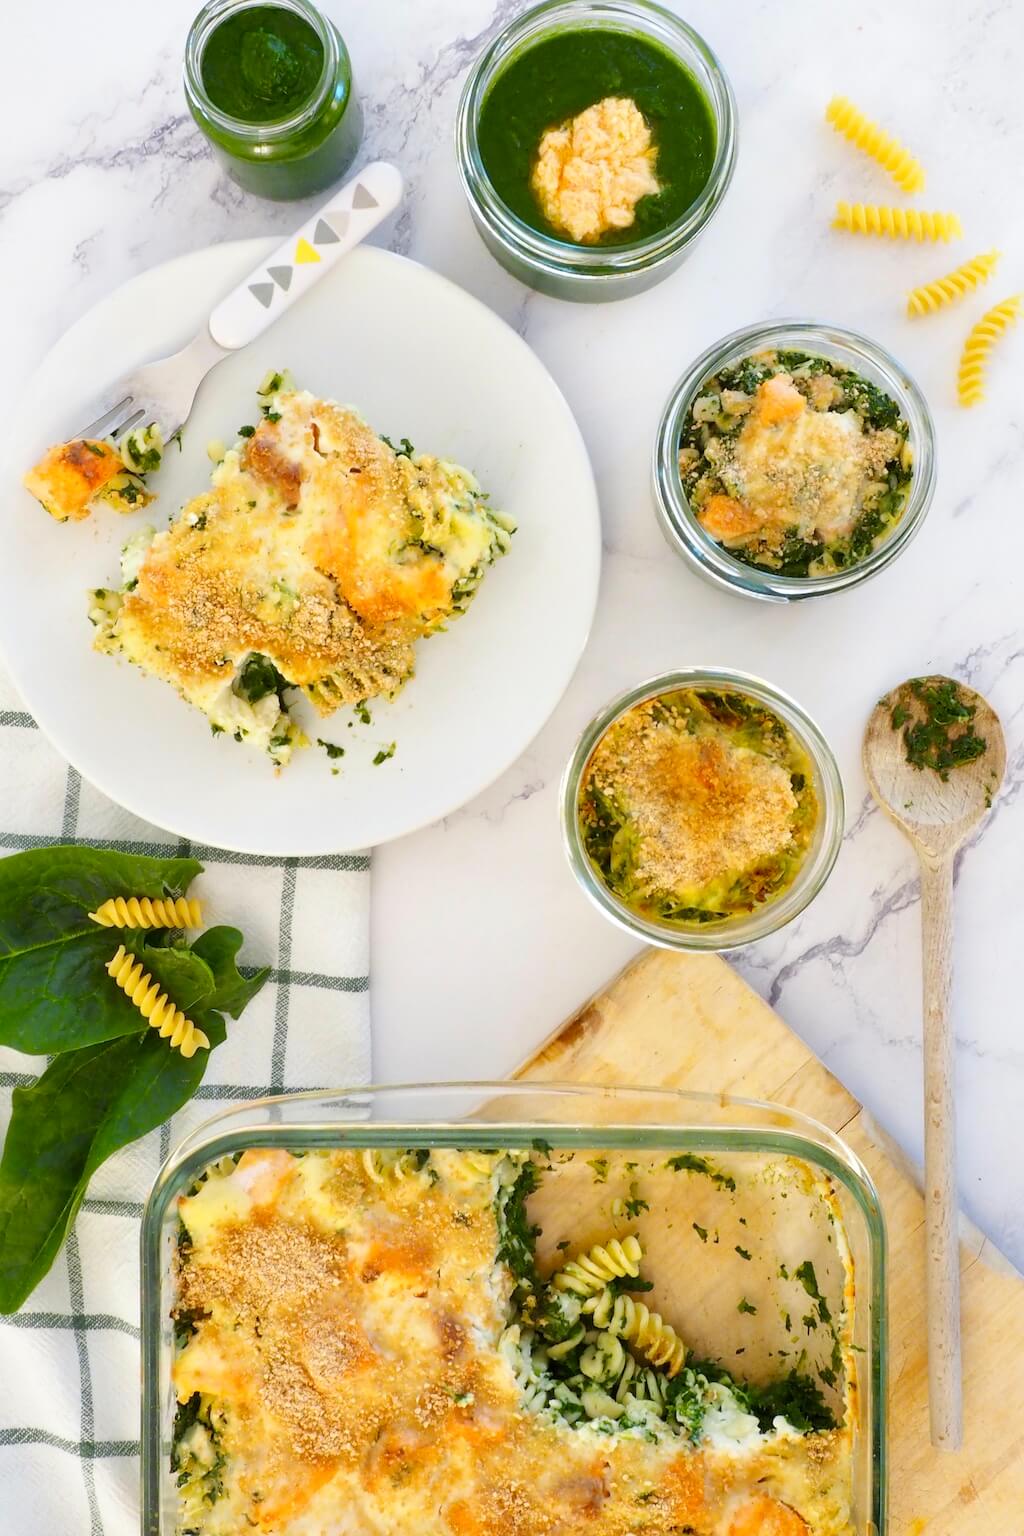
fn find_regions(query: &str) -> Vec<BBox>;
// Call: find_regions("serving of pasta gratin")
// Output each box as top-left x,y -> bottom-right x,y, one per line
76,373 -> 513,766
171,1144 -> 856,1536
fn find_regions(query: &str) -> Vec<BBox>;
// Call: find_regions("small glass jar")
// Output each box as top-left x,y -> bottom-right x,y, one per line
455,0 -> 737,302
184,0 -> 363,201
561,668 -> 845,952
653,319 -> 937,601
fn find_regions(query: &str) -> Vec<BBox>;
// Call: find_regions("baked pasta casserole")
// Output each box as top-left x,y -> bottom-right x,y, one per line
84,374 -> 513,765
171,1145 -> 855,1536
678,349 -> 912,578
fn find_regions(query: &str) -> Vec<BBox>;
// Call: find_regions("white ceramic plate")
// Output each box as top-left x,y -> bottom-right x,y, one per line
1,242 -> 600,854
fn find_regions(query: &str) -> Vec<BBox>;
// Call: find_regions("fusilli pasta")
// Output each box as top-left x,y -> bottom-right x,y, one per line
89,894 -> 203,929
106,944 -> 210,1057
361,1148 -> 431,1184
833,203 -> 962,243
825,96 -> 925,192
957,295 -> 1022,406
551,1235 -> 643,1298
907,250 -> 1001,317
589,1290 -> 687,1376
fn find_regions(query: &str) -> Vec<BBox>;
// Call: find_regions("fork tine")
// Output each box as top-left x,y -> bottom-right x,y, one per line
105,406 -> 147,441
77,394 -> 136,442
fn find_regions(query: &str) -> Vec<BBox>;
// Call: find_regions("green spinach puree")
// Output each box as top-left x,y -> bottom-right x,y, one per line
201,5 -> 324,123
477,29 -> 716,245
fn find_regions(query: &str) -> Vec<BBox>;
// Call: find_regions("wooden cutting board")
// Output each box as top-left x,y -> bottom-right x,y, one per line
514,949 -> 1024,1536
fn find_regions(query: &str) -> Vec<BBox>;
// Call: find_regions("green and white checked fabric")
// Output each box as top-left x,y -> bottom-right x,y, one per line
0,666 -> 372,1536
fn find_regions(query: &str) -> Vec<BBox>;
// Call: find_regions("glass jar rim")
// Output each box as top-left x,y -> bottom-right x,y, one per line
653,319 -> 937,601
455,0 -> 738,282
184,0 -> 339,142
560,667 -> 845,952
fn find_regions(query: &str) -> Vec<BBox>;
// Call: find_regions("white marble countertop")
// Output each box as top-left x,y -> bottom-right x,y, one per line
4,0 -> 1023,1268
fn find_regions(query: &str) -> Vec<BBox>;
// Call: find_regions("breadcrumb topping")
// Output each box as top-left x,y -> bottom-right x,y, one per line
587,703 -> 798,893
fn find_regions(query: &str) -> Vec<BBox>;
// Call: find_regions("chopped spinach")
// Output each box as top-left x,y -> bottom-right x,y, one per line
893,678 -> 987,780
236,653 -> 288,705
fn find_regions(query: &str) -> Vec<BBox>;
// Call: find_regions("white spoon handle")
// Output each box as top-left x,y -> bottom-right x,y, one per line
208,161 -> 403,351
920,852 -> 962,1450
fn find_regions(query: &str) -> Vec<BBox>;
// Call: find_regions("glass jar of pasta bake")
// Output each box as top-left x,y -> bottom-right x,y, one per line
561,668 -> 845,951
456,0 -> 738,300
653,320 -> 937,601
184,0 -> 363,200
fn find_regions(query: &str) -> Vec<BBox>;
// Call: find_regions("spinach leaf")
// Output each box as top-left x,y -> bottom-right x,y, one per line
235,653 -> 287,704
0,847 -> 203,1053
190,927 -> 270,1017
0,1011 -> 226,1313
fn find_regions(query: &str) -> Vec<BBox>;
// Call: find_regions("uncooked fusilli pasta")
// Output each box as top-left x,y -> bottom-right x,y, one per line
957,296 -> 1022,407
106,944 -> 210,1057
825,96 -> 926,192
907,250 -> 1001,317
89,895 -> 203,929
551,1235 -> 643,1297
833,203 -> 962,243
589,1290 -> 688,1376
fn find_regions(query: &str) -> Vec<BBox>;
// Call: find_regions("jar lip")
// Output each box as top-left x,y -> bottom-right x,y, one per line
653,319 -> 937,601
560,667 -> 845,952
455,0 -> 738,281
184,0 -> 339,142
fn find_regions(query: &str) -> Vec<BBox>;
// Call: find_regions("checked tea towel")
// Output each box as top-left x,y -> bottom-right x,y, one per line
0,666 -> 372,1536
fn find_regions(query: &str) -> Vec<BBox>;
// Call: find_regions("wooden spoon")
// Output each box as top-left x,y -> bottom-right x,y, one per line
863,676 -> 1005,1451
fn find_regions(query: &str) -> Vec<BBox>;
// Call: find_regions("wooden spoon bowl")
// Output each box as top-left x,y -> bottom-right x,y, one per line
863,675 -> 1006,1452
864,677 -> 1005,855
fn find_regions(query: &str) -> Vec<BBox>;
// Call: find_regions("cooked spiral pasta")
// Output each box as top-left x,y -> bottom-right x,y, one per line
614,1355 -> 668,1407
833,202 -> 962,243
551,1235 -> 643,1298
362,1148 -> 430,1184
589,1290 -> 687,1376
957,295 -> 1022,407
89,894 -> 203,929
105,944 -> 210,1057
907,250 -> 1001,317
825,95 -> 926,192
580,1330 -> 627,1385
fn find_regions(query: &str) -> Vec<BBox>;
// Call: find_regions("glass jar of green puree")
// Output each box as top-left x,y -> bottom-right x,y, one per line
184,0 -> 363,200
457,0 -> 737,301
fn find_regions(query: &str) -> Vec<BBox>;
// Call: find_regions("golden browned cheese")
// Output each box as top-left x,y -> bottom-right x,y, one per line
97,391 -> 510,740
23,439 -> 126,521
172,1151 -> 854,1536
586,706 -> 798,894
698,374 -> 901,548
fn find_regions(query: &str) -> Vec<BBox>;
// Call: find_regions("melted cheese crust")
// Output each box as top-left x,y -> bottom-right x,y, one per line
172,1151 -> 854,1536
699,375 -> 901,547
93,390 -> 512,759
24,439 -> 140,522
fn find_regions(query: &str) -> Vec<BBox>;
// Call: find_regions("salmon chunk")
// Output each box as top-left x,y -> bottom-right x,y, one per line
755,374 -> 806,426
698,493 -> 764,542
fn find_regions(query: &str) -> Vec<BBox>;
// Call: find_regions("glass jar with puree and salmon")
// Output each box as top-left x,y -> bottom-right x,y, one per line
457,1 -> 737,300
184,0 -> 363,199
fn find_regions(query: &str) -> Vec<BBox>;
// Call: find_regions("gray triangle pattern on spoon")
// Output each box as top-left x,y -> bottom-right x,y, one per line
352,184 -> 379,210
248,282 -> 275,309
268,265 -> 293,290
313,218 -> 340,245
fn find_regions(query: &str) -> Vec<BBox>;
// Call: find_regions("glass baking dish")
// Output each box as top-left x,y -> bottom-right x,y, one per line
141,1083 -> 887,1535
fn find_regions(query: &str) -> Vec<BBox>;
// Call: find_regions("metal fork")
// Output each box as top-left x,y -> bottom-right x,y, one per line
72,161 -> 403,446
